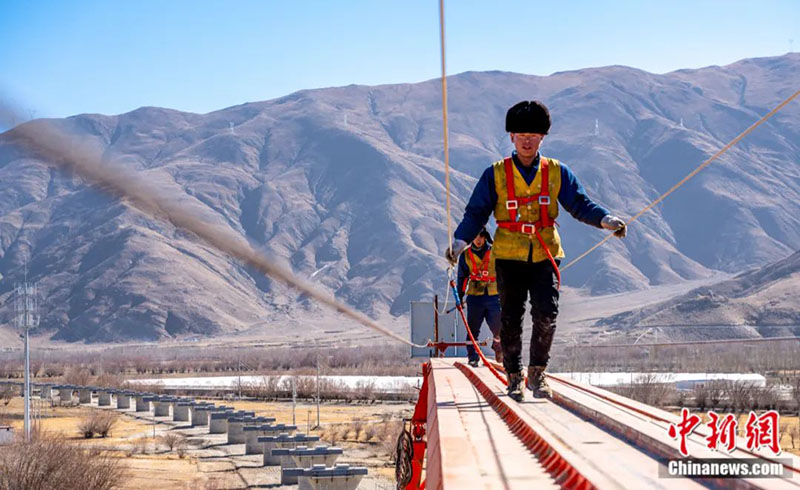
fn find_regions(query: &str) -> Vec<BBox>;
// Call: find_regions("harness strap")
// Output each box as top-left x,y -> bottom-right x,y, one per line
533,229 -> 561,290
539,157 -> 551,227
467,248 -> 496,283
503,156 -> 552,224
503,157 -> 517,222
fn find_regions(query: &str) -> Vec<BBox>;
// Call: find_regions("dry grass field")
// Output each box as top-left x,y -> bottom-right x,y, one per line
1,396 -> 410,489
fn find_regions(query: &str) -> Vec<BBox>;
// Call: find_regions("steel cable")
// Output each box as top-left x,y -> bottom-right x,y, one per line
563,89 -> 800,271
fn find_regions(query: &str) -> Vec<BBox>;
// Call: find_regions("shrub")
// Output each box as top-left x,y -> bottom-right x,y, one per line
77,411 -> 119,439
786,423 -> 799,450
78,417 -> 95,439
363,423 -> 379,442
134,437 -> 149,455
176,440 -> 188,459
378,419 -> 404,456
0,386 -> 14,407
322,426 -> 340,446
0,436 -> 125,490
62,367 -> 93,386
127,381 -> 165,395
160,433 -> 184,452
94,373 -> 124,389
94,412 -> 119,438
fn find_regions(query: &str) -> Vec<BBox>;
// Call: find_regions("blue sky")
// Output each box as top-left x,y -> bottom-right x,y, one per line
1,1 -> 797,120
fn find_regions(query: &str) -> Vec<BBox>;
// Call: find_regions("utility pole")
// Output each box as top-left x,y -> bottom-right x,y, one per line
15,275 -> 39,442
237,355 -> 242,400
315,353 -> 320,429
291,378 -> 296,426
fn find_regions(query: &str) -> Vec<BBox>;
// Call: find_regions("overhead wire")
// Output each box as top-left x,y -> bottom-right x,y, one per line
435,1 -> 507,381
439,0 -> 453,253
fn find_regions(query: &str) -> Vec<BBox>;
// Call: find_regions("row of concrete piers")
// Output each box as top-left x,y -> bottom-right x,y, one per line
0,380 -> 368,489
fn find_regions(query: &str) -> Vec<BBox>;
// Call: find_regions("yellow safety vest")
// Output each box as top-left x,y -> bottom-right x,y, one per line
492,156 -> 565,263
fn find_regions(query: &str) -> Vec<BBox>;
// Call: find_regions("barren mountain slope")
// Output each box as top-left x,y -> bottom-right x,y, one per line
0,53 -> 797,342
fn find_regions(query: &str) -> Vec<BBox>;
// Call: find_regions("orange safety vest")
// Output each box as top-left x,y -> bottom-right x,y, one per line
462,247 -> 498,296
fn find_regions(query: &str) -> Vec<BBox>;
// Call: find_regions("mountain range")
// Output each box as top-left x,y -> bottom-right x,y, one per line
0,53 -> 798,343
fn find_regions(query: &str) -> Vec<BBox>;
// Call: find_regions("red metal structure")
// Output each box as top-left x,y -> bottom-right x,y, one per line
400,358 -> 800,490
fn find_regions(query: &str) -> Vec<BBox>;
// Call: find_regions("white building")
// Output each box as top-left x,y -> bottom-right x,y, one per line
557,372 -> 767,391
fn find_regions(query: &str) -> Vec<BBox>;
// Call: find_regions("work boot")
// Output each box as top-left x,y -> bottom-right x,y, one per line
507,372 -> 524,402
526,366 -> 552,398
492,337 -> 503,364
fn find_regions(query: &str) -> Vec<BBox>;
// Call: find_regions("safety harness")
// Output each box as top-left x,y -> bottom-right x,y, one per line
462,247 -> 495,293
495,157 -> 562,288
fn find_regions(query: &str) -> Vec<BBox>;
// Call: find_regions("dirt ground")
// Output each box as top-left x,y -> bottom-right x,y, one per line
2,395 -> 797,488
0,396 -> 411,489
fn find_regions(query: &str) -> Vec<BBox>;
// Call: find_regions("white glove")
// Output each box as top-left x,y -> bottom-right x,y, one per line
445,239 -> 469,266
601,215 -> 627,238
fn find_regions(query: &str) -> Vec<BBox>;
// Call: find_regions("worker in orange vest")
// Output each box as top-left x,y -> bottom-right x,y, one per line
446,100 -> 626,401
456,227 -> 502,367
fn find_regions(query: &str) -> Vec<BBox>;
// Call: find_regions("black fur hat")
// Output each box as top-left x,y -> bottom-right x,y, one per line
505,100 -> 551,134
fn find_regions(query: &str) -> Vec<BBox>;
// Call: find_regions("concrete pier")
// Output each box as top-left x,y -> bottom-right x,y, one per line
274,445 -> 343,484
173,402 -> 193,422
189,404 -> 214,426
243,416 -> 276,428
260,433 -> 321,466
153,398 -> 172,417
116,392 -> 132,410
39,384 -> 52,399
97,390 -> 112,406
284,464 -> 368,490
227,417 -> 246,444
209,410 -> 234,434
57,386 -> 74,404
244,423 -> 296,455
134,394 -> 151,412
78,388 -> 92,404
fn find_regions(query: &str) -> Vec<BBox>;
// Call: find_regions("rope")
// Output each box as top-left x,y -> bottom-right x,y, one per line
0,101 -> 431,349
439,0 -> 452,252
394,424 -> 414,488
563,89 -> 800,271
433,271 -> 452,315
449,280 -> 508,386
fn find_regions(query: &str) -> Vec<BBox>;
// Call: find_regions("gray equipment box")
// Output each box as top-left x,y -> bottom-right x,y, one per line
410,301 -> 494,359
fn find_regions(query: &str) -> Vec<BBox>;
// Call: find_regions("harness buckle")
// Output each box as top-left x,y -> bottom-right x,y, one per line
505,200 -> 518,210
481,271 -> 489,277
520,223 -> 536,234
538,195 -> 551,205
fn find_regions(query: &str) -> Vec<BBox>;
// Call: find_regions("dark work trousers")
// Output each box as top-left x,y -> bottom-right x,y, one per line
464,293 -> 502,361
495,258 -> 560,374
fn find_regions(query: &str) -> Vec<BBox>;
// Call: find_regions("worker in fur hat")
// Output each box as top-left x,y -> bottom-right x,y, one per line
446,100 -> 626,401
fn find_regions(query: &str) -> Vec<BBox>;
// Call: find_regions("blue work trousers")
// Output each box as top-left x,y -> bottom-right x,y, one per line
465,294 -> 502,361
